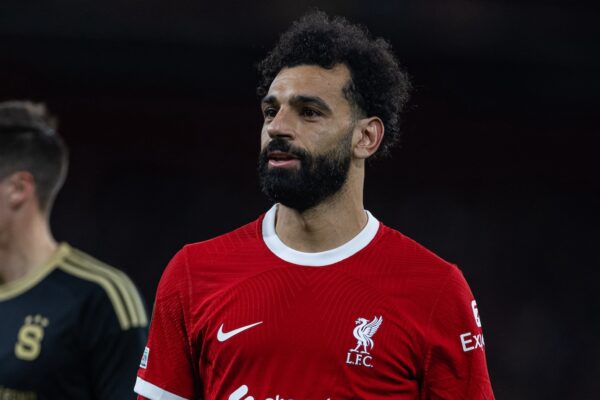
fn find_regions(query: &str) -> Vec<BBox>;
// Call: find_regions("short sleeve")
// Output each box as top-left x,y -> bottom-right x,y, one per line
80,272 -> 148,399
135,248 -> 198,400
422,266 -> 495,399
90,328 -> 148,399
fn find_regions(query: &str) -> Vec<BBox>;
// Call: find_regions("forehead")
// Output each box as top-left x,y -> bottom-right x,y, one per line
267,64 -> 351,104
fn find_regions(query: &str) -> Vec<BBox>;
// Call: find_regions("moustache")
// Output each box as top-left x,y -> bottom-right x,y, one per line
261,138 -> 308,161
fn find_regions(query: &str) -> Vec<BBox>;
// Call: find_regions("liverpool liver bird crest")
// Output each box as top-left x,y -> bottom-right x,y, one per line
351,315 -> 383,354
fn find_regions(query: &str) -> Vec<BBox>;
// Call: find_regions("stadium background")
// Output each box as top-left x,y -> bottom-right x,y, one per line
1,1 -> 597,398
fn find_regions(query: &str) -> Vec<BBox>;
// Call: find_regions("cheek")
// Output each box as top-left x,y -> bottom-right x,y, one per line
312,124 -> 351,151
260,129 -> 270,149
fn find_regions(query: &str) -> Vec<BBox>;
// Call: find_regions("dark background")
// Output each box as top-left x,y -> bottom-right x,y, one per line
1,1 -> 598,398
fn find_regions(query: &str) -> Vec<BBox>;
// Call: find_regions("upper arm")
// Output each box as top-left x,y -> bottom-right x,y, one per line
134,248 -> 199,400
422,266 -> 494,399
78,272 -> 149,399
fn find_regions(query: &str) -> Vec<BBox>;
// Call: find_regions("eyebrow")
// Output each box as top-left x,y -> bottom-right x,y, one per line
261,94 -> 332,114
261,95 -> 278,106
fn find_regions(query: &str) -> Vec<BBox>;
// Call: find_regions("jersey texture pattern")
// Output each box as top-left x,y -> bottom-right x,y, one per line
0,243 -> 148,399
136,206 -> 494,400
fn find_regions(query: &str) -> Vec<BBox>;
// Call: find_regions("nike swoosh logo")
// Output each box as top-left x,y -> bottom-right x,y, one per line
217,321 -> 263,342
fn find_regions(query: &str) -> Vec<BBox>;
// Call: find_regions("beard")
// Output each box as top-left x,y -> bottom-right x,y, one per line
258,132 -> 353,213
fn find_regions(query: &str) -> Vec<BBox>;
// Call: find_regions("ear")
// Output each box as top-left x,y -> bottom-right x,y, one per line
352,117 -> 384,159
5,172 -> 36,209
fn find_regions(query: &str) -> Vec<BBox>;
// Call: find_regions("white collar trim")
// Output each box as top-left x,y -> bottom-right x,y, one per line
262,204 -> 380,267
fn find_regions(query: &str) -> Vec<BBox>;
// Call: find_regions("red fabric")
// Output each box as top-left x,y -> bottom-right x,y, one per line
137,216 -> 494,399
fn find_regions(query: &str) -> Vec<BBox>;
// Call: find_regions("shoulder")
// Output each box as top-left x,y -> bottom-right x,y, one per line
369,223 -> 470,303
377,224 -> 458,274
169,217 -> 263,272
184,218 -> 261,258
373,224 -> 476,323
56,243 -> 147,330
156,217 -> 266,300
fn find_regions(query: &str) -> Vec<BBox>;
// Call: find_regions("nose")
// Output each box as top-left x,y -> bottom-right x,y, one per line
266,107 -> 295,140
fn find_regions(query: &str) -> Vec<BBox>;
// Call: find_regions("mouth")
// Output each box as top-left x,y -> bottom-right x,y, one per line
267,150 -> 301,168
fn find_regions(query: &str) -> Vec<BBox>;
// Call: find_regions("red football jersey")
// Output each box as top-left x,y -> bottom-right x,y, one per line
135,205 -> 494,399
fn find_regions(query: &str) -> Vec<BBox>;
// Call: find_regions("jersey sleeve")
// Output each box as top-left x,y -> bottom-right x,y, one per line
80,271 -> 149,399
135,248 -> 199,400
422,265 -> 495,399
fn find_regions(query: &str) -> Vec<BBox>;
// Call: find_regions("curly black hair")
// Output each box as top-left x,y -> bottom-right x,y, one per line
257,11 -> 411,157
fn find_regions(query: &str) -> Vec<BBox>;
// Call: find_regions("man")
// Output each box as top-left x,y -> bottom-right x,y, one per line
135,11 -> 494,400
0,101 -> 148,399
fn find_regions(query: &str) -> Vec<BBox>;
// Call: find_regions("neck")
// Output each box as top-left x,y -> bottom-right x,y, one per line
0,210 -> 57,285
275,174 -> 367,252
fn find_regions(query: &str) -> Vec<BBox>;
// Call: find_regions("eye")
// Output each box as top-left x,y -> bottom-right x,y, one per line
263,107 -> 278,120
301,108 -> 322,118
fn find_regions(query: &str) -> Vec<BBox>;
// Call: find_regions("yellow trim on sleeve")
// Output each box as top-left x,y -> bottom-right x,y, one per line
118,268 -> 148,326
59,260 -> 131,330
60,248 -> 147,329
0,242 -> 147,330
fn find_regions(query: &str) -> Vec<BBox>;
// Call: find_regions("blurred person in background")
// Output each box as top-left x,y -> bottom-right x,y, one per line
0,100 -> 147,399
135,11 -> 493,400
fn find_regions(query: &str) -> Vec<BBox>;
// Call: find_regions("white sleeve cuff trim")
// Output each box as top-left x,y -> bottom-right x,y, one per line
134,377 -> 189,400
